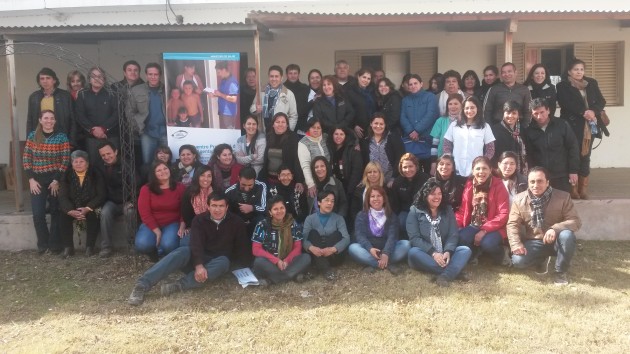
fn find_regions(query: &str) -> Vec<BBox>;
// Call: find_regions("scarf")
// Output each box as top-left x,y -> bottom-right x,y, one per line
529,186 -> 553,229
568,76 -> 593,157
211,158 -> 235,191
500,121 -> 528,174
471,177 -> 491,227
178,162 -> 194,186
426,212 -> 443,253
271,214 -> 295,260
359,87 -> 375,118
368,208 -> 387,237
369,134 -> 392,181
262,84 -> 281,121
191,187 -> 212,215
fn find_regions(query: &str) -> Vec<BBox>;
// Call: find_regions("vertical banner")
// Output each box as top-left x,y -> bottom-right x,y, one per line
163,52 -> 242,164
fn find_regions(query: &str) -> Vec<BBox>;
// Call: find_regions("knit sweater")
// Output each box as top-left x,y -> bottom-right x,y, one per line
22,130 -> 70,182
298,133 -> 331,188
138,183 -> 185,230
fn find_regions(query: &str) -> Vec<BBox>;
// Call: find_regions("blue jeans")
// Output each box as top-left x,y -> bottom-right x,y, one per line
100,201 -> 136,250
458,225 -> 504,264
512,230 -> 576,273
137,246 -> 191,290
348,240 -> 411,268
140,133 -> 168,165
398,211 -> 409,239
30,179 -> 61,252
135,222 -> 181,256
178,255 -> 230,290
252,254 -> 311,284
408,246 -> 472,280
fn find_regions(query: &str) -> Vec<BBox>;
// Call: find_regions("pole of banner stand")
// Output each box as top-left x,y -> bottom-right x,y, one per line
254,29 -> 264,133
5,39 -> 24,211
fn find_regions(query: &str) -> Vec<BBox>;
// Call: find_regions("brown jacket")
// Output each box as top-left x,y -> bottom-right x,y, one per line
507,188 -> 581,251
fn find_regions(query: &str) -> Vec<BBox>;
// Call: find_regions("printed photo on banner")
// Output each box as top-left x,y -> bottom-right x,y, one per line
163,52 -> 241,163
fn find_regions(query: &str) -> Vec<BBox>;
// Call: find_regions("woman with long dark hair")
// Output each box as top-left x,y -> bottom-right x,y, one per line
389,153 -> 429,233
525,63 -> 557,117
310,156 -> 348,218
23,110 -> 71,254
376,77 -> 403,135
298,118 -> 331,199
360,112 -> 405,186
328,126 -> 363,207
491,101 -> 528,175
260,112 -> 304,188
407,180 -> 472,287
462,70 -> 481,99
312,75 -> 355,135
181,164 -> 213,229
172,144 -> 202,187
432,155 -> 467,212
251,195 -> 312,285
443,96 -> 496,176
135,161 -> 187,257
207,143 -> 242,193
234,114 -> 266,175
494,151 -> 527,206
556,58 -> 606,199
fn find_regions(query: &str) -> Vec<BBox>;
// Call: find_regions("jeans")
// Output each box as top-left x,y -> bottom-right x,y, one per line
348,240 -> 411,268
408,246 -> 472,280
140,133 -> 168,165
135,222 -> 181,256
397,211 -> 409,239
100,201 -> 135,250
252,254 -> 311,284
178,255 -> 230,290
137,246 -> 191,290
511,230 -> 576,273
59,210 -> 99,248
30,179 -> 61,252
458,225 -> 504,264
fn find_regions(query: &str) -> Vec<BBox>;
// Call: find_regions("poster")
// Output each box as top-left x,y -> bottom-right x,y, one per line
163,52 -> 242,164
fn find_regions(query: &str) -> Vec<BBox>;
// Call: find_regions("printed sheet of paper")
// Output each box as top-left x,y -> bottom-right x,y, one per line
232,268 -> 260,288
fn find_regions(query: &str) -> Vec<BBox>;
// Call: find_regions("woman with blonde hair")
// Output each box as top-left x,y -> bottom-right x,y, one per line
349,162 -> 385,229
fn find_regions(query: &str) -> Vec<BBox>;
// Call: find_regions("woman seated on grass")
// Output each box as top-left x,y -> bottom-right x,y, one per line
407,179 -> 472,287
456,156 -> 509,266
348,186 -> 410,275
251,195 -> 311,285
302,190 -> 351,282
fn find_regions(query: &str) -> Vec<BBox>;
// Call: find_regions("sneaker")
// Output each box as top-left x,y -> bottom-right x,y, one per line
257,279 -> 270,288
536,256 -> 551,275
456,271 -> 471,282
324,271 -> 337,282
435,275 -> 451,288
302,271 -> 316,281
294,274 -> 305,283
387,264 -> 403,276
469,253 -> 479,266
554,272 -> 569,286
362,266 -> 376,274
99,248 -> 112,258
160,282 -> 183,297
128,284 -> 146,306
85,247 -> 96,257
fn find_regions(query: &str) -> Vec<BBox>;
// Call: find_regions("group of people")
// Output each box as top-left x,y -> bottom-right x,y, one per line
23,59 -> 590,306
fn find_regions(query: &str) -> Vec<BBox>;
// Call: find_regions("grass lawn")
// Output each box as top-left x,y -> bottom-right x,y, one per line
1,241 -> 629,353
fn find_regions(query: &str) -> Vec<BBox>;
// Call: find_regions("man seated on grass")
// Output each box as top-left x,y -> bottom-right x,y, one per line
507,166 -> 581,285
128,191 -> 249,306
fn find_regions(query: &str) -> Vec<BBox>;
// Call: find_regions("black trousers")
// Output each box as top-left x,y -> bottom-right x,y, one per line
59,211 -> 99,248
307,230 -> 345,272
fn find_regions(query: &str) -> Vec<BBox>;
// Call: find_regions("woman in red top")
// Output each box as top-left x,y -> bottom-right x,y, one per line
135,161 -> 187,258
456,156 -> 509,265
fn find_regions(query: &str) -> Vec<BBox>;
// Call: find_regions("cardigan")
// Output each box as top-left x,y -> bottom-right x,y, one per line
354,210 -> 399,256
302,212 -> 350,252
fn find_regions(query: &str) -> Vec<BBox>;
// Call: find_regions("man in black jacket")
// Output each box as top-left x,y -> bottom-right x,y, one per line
526,98 -> 579,193
284,64 -> 311,136
225,167 -> 267,236
128,192 -> 248,306
95,141 -> 136,258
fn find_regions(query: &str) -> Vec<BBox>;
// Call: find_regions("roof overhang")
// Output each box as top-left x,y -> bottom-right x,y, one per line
247,11 -> 630,31
0,23 -> 271,43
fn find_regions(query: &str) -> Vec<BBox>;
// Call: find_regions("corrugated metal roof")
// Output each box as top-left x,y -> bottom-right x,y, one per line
0,1 -> 628,29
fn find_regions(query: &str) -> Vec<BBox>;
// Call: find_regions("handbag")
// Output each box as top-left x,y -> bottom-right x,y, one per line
600,110 -> 610,126
402,136 -> 432,159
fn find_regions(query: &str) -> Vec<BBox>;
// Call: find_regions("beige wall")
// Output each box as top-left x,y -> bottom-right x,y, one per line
1,20 -> 629,167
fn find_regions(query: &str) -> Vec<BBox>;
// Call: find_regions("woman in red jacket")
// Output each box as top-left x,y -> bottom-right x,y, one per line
456,156 -> 509,265
135,161 -> 187,258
